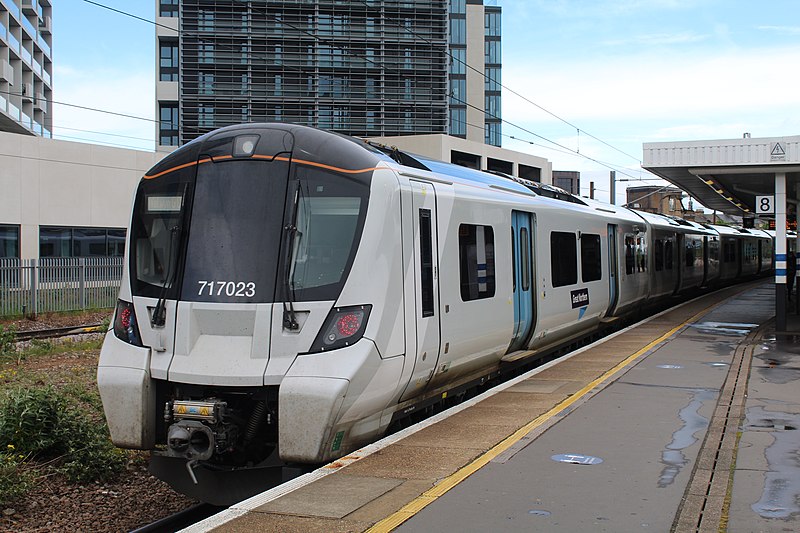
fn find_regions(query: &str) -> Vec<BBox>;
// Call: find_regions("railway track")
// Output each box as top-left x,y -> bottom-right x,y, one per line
130,503 -> 224,533
14,324 -> 106,342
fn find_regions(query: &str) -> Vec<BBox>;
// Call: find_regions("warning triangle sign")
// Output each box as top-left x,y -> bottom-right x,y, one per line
772,143 -> 786,157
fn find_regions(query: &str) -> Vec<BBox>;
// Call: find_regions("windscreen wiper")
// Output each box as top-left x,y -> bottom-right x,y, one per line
151,225 -> 179,328
282,184 -> 301,331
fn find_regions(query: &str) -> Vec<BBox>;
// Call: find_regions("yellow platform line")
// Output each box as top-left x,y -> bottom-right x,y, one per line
366,302 -> 720,533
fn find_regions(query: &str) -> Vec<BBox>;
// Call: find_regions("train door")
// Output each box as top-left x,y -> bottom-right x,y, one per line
606,224 -> 619,315
508,211 -> 535,353
400,180 -> 441,402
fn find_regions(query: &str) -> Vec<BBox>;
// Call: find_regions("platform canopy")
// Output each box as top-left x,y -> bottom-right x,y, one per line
643,135 -> 800,216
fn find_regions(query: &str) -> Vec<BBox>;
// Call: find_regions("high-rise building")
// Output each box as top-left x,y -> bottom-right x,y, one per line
155,0 -> 501,151
0,0 -> 53,137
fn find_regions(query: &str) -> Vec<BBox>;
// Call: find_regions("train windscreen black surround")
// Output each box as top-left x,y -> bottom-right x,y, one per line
130,141 -> 372,304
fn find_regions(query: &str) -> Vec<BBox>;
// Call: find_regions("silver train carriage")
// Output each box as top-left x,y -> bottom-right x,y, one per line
97,123 -> 771,503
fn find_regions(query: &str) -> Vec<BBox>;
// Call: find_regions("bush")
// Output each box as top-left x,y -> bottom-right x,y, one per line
0,387 -> 64,458
0,386 -> 126,489
0,451 -> 33,505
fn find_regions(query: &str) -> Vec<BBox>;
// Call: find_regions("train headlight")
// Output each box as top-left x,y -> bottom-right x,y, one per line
113,299 -> 142,347
310,305 -> 372,352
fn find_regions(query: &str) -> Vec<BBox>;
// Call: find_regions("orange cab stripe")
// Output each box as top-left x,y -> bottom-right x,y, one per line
143,154 -> 379,180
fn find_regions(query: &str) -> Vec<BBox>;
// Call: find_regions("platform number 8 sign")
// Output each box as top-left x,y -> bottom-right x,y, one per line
756,195 -> 774,214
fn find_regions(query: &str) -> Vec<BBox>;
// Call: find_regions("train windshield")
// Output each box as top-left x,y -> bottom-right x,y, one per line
130,169 -> 193,300
180,160 -> 287,303
130,157 -> 370,304
287,167 -> 369,301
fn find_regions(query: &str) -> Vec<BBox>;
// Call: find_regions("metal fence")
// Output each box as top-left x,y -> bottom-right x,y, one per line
0,257 -> 123,317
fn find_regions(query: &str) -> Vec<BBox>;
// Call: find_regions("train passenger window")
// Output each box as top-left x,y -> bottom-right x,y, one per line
459,224 -> 496,301
654,239 -> 664,271
625,235 -> 635,275
636,236 -> 647,272
511,228 -> 516,292
580,233 -> 602,282
685,241 -> 695,267
551,232 -> 577,287
419,209 -> 435,317
665,240 -> 673,270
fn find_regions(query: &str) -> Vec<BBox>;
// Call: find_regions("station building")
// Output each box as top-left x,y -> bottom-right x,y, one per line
643,133 -> 800,330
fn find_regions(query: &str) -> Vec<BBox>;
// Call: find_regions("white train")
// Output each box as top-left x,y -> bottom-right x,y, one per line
97,123 -> 772,503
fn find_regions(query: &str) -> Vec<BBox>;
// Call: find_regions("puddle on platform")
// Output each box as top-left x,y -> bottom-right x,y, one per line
657,389 -> 716,488
754,350 -> 800,384
689,322 -> 758,336
747,406 -> 800,519
551,453 -> 603,465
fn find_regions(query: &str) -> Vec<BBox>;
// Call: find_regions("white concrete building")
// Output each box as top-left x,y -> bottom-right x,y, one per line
0,131 -> 165,260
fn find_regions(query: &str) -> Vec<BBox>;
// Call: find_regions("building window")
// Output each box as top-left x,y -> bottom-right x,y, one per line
450,0 -> 466,15
159,103 -> 179,146
449,107 -> 466,136
450,78 -> 465,105
485,66 -> 501,91
0,225 -> 20,259
551,232 -> 577,287
199,72 -> 214,95
485,10 -> 501,37
485,122 -> 501,147
581,234 -> 602,282
39,227 -> 126,258
159,0 -> 178,17
459,224 -> 495,301
198,104 -> 214,128
159,41 -> 179,81
485,40 -> 501,64
450,47 -> 466,75
199,43 -> 214,64
450,18 -> 465,45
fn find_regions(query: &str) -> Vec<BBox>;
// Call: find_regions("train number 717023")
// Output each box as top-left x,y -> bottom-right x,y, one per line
197,281 -> 256,298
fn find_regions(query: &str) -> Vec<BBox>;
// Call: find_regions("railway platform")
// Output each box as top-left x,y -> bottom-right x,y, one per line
184,280 -> 799,532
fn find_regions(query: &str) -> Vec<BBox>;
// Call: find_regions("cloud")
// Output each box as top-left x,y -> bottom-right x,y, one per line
757,25 -> 800,35
603,32 -> 709,46
502,44 -> 800,125
525,0 -> 697,18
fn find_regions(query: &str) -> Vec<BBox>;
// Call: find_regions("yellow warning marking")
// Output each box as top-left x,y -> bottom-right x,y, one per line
366,301 -> 722,533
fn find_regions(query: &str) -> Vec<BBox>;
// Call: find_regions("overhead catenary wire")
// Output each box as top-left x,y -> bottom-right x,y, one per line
351,0 -> 643,165
75,0 -> 660,185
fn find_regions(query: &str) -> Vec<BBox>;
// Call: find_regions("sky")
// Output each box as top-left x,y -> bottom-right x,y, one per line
52,0 -> 800,206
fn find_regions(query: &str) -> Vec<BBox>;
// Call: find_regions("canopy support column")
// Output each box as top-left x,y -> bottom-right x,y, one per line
776,172 -> 787,331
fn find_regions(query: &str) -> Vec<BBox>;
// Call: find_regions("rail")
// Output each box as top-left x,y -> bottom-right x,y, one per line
0,257 -> 122,317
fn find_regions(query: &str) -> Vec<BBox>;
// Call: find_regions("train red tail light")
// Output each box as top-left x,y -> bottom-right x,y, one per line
113,299 -> 143,347
310,305 -> 372,352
